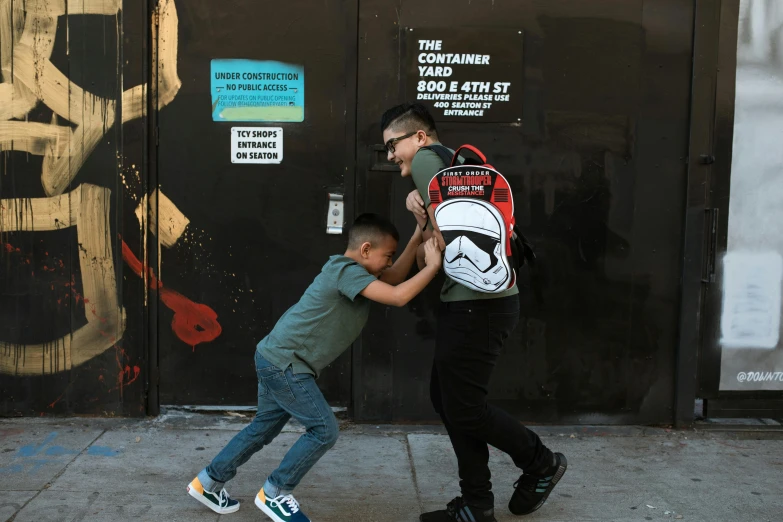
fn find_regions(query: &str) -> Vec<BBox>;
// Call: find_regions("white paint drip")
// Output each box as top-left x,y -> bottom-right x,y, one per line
0,1 -> 179,376
153,0 -> 182,111
135,189 -> 190,248
0,185 -> 126,376
0,0 -> 181,196
0,190 -> 78,231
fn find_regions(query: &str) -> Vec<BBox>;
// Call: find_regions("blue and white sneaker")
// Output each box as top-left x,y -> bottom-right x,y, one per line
187,476 -> 240,514
255,487 -> 311,522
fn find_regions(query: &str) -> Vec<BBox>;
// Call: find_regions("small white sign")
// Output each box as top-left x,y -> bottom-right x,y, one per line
720,251 -> 783,349
231,127 -> 283,164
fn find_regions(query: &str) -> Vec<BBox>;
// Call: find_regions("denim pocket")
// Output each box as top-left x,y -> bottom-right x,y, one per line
259,368 -> 296,406
258,379 -> 269,397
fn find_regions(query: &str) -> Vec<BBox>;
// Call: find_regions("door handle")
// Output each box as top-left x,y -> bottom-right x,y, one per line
702,207 -> 719,283
327,193 -> 344,234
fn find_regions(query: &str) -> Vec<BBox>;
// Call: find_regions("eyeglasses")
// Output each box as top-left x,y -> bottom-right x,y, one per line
384,131 -> 418,154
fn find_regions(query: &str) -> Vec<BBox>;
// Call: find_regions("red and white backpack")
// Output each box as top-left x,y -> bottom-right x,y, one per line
425,144 -> 520,294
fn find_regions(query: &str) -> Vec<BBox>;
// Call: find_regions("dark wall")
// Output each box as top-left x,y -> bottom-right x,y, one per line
0,0 -> 359,416
0,1 -> 151,415
355,0 -> 695,424
155,0 -> 356,407
2,0 -> 700,423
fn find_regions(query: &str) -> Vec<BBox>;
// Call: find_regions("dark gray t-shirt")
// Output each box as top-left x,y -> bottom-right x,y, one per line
257,255 -> 378,377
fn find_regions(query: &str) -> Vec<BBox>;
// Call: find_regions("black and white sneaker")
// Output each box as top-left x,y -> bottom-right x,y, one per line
508,452 -> 567,515
255,487 -> 312,522
187,476 -> 240,514
420,497 -> 497,522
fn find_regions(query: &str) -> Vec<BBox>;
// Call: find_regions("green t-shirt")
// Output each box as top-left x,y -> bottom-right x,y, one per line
411,144 -> 519,303
257,255 -> 378,377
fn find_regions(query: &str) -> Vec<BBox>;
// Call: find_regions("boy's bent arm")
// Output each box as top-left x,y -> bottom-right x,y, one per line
362,265 -> 439,307
381,226 -> 422,286
416,243 -> 426,271
424,204 -> 446,250
410,150 -> 445,248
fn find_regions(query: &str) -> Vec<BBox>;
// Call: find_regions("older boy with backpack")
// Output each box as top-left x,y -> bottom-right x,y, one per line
381,103 -> 568,522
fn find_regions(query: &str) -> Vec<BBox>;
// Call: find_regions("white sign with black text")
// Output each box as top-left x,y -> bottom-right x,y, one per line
231,127 -> 283,164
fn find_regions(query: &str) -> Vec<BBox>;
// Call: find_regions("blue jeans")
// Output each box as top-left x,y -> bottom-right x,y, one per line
197,351 -> 339,496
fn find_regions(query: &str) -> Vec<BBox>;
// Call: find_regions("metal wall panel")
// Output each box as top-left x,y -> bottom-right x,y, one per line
355,0 -> 695,424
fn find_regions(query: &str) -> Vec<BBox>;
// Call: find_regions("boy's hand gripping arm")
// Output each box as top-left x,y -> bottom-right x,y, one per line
362,238 -> 442,307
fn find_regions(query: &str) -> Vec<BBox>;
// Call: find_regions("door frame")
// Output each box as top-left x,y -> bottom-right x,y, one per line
674,0 -> 730,428
677,0 -> 783,424
146,0 -> 161,416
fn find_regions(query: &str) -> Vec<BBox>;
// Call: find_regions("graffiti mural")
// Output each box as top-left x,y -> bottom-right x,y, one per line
0,0 -> 221,404
1,185 -> 123,376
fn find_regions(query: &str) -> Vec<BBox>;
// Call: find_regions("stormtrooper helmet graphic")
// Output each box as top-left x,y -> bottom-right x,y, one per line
434,198 -> 512,293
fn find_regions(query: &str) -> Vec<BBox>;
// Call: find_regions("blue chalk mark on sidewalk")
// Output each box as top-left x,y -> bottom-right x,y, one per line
0,431 -> 120,474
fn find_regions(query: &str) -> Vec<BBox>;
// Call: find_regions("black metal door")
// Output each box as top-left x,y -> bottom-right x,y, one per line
156,0 -> 357,406
355,0 -> 697,424
689,0 -> 783,419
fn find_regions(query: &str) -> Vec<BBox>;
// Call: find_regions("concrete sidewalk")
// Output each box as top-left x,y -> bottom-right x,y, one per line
1,411 -> 782,522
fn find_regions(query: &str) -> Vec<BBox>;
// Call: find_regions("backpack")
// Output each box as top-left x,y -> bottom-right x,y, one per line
423,144 -> 536,294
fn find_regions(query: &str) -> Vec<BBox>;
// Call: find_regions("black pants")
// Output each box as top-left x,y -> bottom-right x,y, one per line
430,295 -> 553,509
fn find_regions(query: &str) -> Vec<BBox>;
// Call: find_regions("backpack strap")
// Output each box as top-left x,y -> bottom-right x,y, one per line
417,145 -> 452,232
512,225 -> 537,266
420,144 -> 454,168
511,226 -> 544,305
451,145 -> 487,166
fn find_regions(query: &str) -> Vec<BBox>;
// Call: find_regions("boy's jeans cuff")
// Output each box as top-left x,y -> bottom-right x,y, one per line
197,468 -> 224,492
263,478 -> 292,499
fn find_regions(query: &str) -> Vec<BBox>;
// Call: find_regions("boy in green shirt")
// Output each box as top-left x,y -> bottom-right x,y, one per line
187,213 -> 442,522
381,103 -> 567,522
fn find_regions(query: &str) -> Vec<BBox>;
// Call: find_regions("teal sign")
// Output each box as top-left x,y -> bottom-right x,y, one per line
211,59 -> 304,122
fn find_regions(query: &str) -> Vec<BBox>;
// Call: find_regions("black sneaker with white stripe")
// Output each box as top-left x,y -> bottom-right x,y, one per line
508,452 -> 568,515
419,497 -> 497,522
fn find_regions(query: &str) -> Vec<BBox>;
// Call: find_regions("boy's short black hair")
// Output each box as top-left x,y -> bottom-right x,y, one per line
348,213 -> 400,249
381,103 -> 439,140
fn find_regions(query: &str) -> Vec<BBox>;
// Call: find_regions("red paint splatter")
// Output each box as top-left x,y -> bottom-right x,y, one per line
64,277 -> 86,307
49,388 -> 69,409
58,277 -> 87,314
120,365 -> 141,388
105,346 -> 142,397
121,240 -> 222,350
161,292 -> 221,350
